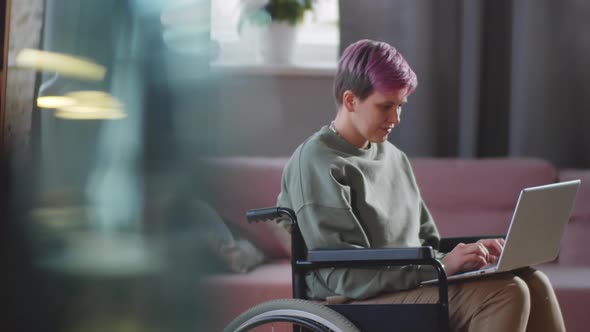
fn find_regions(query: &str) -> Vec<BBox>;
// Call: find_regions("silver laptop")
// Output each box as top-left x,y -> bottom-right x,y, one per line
422,179 -> 581,285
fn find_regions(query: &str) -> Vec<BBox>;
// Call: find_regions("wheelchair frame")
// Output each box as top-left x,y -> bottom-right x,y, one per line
246,207 -> 450,332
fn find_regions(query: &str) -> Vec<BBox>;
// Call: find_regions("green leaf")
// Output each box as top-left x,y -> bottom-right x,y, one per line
240,0 -> 315,27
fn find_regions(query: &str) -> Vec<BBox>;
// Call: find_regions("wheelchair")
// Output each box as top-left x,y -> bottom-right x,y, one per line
224,207 -> 501,332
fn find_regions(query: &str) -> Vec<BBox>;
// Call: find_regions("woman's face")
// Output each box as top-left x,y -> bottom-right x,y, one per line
348,87 -> 408,148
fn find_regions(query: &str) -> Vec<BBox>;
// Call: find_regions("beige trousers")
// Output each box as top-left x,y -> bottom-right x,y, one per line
349,268 -> 565,332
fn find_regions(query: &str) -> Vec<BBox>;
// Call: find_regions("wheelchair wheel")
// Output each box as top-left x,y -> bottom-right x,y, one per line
223,299 -> 360,332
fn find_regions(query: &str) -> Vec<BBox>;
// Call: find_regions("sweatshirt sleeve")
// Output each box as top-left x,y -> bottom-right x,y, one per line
401,153 -> 445,260
298,204 -> 439,300
418,200 -> 446,260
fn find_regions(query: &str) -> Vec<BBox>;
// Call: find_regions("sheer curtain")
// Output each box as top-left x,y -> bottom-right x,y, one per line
339,0 -> 590,168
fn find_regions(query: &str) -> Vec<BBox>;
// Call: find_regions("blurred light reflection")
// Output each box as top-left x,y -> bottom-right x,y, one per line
37,95 -> 76,109
54,109 -> 127,120
38,91 -> 127,120
16,48 -> 107,81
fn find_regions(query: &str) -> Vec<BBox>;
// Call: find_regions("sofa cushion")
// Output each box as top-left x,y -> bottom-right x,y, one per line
559,169 -> 590,222
558,220 -> 590,266
192,200 -> 267,273
557,170 -> 590,266
429,210 -> 514,237
411,158 -> 557,237
202,157 -> 291,259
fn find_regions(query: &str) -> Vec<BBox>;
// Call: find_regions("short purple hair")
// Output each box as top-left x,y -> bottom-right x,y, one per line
334,39 -> 417,106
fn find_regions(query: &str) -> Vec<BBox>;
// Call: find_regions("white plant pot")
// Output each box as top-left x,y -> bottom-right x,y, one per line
258,22 -> 298,64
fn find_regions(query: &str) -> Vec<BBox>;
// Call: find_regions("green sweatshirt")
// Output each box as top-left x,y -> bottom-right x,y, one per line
277,125 -> 442,300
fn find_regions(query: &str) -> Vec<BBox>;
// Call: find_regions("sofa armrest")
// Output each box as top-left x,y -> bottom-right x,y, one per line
439,235 -> 506,253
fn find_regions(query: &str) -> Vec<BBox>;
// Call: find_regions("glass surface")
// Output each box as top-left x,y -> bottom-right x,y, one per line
5,0 -> 221,331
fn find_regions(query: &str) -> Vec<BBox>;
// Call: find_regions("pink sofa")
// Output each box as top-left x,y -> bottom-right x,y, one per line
202,157 -> 590,332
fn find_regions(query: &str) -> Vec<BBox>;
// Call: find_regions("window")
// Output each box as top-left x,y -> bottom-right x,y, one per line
210,0 -> 339,70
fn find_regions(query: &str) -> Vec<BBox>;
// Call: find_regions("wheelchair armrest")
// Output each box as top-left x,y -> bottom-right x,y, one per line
305,247 -> 435,268
439,235 -> 506,253
301,246 -> 449,309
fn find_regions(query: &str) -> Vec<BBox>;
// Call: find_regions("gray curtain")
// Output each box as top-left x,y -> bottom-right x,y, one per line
340,0 -> 590,168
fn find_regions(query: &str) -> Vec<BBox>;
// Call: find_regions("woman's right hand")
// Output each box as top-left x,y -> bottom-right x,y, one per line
441,241 -> 500,276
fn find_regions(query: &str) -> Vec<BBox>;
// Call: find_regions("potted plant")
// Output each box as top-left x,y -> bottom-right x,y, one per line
240,0 -> 314,63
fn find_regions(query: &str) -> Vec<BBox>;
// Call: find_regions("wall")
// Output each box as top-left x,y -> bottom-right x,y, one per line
213,70 -> 337,157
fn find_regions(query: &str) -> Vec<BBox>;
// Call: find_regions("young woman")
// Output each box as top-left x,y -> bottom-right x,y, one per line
277,39 -> 565,332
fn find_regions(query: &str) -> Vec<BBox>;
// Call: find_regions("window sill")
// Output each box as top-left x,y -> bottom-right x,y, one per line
210,60 -> 336,77
210,38 -> 338,77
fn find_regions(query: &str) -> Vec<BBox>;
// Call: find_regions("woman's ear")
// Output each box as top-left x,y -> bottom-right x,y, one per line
343,90 -> 356,112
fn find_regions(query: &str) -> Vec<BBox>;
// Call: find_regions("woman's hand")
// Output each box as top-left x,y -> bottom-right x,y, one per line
441,238 -> 504,276
476,238 -> 504,264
